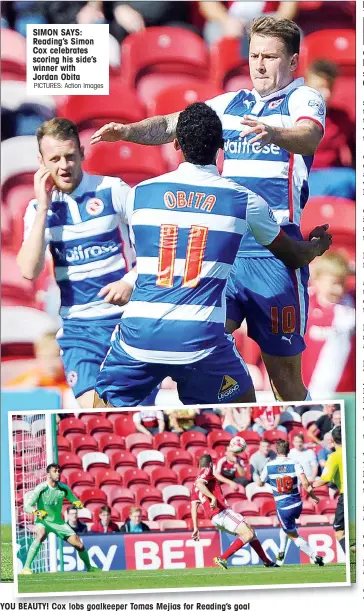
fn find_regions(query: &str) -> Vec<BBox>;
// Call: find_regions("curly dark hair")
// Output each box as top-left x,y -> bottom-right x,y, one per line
176,102 -> 224,166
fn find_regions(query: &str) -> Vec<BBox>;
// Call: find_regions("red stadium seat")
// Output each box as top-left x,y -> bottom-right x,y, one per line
180,431 -> 207,450
70,434 -> 98,456
137,450 -> 165,471
174,501 -> 203,521
83,140 -> 167,188
300,30 -> 355,76
330,76 -> 355,121
147,503 -> 176,521
185,517 -> 212,530
135,486 -> 163,506
178,466 -> 200,485
153,432 -> 180,451
301,197 -> 355,246
195,412 -> 222,431
300,515 -> 330,527
125,433 -> 153,453
86,416 -> 113,437
95,469 -> 122,488
209,37 -> 249,89
98,433 -> 125,453
162,485 -> 190,504
317,498 -> 338,515
235,431 -> 261,446
68,471 -> 95,490
82,453 -> 109,476
301,500 -> 317,515
232,500 -> 260,517
261,430 -> 288,443
165,449 -> 193,468
57,435 -> 71,452
58,452 -> 82,470
57,79 -> 145,130
112,414 -> 136,437
123,468 -> 150,488
80,488 -> 107,507
108,450 -> 137,471
104,486 -> 134,506
1,250 -> 37,307
1,28 -> 26,79
147,82 -> 223,116
259,500 -> 277,517
121,27 -> 209,89
207,430 -> 233,450
189,447 -> 218,466
160,519 -> 188,531
150,467 -> 178,489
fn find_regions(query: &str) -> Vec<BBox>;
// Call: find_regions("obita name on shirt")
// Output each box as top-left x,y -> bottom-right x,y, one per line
164,190 -> 216,212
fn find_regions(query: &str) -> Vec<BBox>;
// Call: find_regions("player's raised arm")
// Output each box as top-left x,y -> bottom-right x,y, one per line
246,192 -> 332,268
17,167 -> 53,280
90,112 -> 181,146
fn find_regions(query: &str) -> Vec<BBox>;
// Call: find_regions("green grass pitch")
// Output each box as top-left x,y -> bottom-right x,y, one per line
18,563 -> 347,595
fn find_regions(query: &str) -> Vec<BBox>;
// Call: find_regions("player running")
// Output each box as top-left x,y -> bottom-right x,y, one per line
94,102 -> 331,407
91,16 -> 326,403
17,118 -> 135,408
258,439 -> 324,566
21,463 -> 99,574
191,454 -> 277,569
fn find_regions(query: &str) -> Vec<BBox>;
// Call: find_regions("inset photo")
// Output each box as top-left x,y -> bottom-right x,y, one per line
10,403 -> 350,596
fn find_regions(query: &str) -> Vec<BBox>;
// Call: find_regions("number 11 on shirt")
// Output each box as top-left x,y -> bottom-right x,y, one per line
157,224 -> 209,289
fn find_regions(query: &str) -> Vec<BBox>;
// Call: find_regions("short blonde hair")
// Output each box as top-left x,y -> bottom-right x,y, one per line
36,118 -> 81,153
129,505 -> 142,515
311,251 -> 350,279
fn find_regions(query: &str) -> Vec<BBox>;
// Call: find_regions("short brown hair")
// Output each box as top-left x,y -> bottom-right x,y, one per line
36,117 -> 81,153
199,454 -> 212,468
99,505 -> 111,515
248,16 -> 301,56
293,433 -> 304,442
276,440 -> 290,456
308,59 -> 339,84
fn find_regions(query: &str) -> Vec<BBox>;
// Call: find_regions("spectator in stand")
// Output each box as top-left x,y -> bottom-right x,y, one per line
214,445 -> 251,489
291,404 -> 323,417
302,252 -> 355,396
307,405 -> 341,445
90,506 -> 119,534
120,506 -> 150,533
288,433 -> 318,482
221,406 -> 252,435
66,507 -> 88,535
105,2 -> 200,44
5,331 -> 68,391
317,431 -> 335,471
198,1 -> 297,45
251,406 -> 287,436
132,410 -> 165,437
249,439 -> 276,483
286,1 -> 355,36
165,409 -> 207,435
305,60 -> 355,199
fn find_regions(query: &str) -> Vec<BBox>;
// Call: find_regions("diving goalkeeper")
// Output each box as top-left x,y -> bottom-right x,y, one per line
22,463 -> 99,574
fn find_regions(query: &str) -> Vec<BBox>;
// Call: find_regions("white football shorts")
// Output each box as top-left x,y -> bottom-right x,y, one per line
211,508 -> 246,535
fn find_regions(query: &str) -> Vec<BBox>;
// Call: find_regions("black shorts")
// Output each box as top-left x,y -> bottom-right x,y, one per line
333,494 -> 345,531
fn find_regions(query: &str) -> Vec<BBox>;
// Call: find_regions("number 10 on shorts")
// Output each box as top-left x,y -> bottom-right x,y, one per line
271,305 -> 296,334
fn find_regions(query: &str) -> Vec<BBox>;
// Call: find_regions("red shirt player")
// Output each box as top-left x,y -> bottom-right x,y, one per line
191,454 -> 277,569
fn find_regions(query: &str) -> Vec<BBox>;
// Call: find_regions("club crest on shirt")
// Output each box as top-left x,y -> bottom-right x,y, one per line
67,371 -> 78,387
268,98 -> 284,109
86,198 -> 104,216
218,375 -> 240,401
308,99 -> 325,116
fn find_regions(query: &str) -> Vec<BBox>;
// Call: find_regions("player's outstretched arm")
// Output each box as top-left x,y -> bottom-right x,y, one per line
266,226 -> 332,268
191,501 -> 200,540
23,484 -> 43,514
90,112 -> 181,146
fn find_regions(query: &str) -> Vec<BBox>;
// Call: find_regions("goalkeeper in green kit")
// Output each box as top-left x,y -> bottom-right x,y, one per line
22,463 -> 100,574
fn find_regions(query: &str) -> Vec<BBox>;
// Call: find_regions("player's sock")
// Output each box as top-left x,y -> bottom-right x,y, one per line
305,390 -> 312,401
279,529 -> 289,555
221,538 -> 244,560
250,537 -> 272,565
24,539 -> 42,569
338,537 -> 346,553
78,546 -> 92,570
292,536 -> 315,558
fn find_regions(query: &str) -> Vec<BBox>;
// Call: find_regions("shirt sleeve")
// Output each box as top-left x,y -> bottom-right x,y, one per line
288,86 -> 326,133
294,462 -> 304,476
246,191 -> 281,245
63,484 -> 80,504
111,178 -> 131,225
24,484 -> 44,513
260,465 -> 268,483
205,91 -> 237,121
23,201 -> 51,247
321,452 -> 337,484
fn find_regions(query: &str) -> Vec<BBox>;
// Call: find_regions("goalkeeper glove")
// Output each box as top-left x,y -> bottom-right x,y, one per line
33,509 -> 47,519
72,501 -> 84,509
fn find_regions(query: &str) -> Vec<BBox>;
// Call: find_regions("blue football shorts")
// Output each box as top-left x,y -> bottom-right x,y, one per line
226,256 -> 309,357
95,328 -> 254,407
276,502 -> 303,532
56,318 -> 119,398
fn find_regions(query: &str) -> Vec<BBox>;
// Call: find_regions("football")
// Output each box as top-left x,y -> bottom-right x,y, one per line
229,436 -> 247,453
